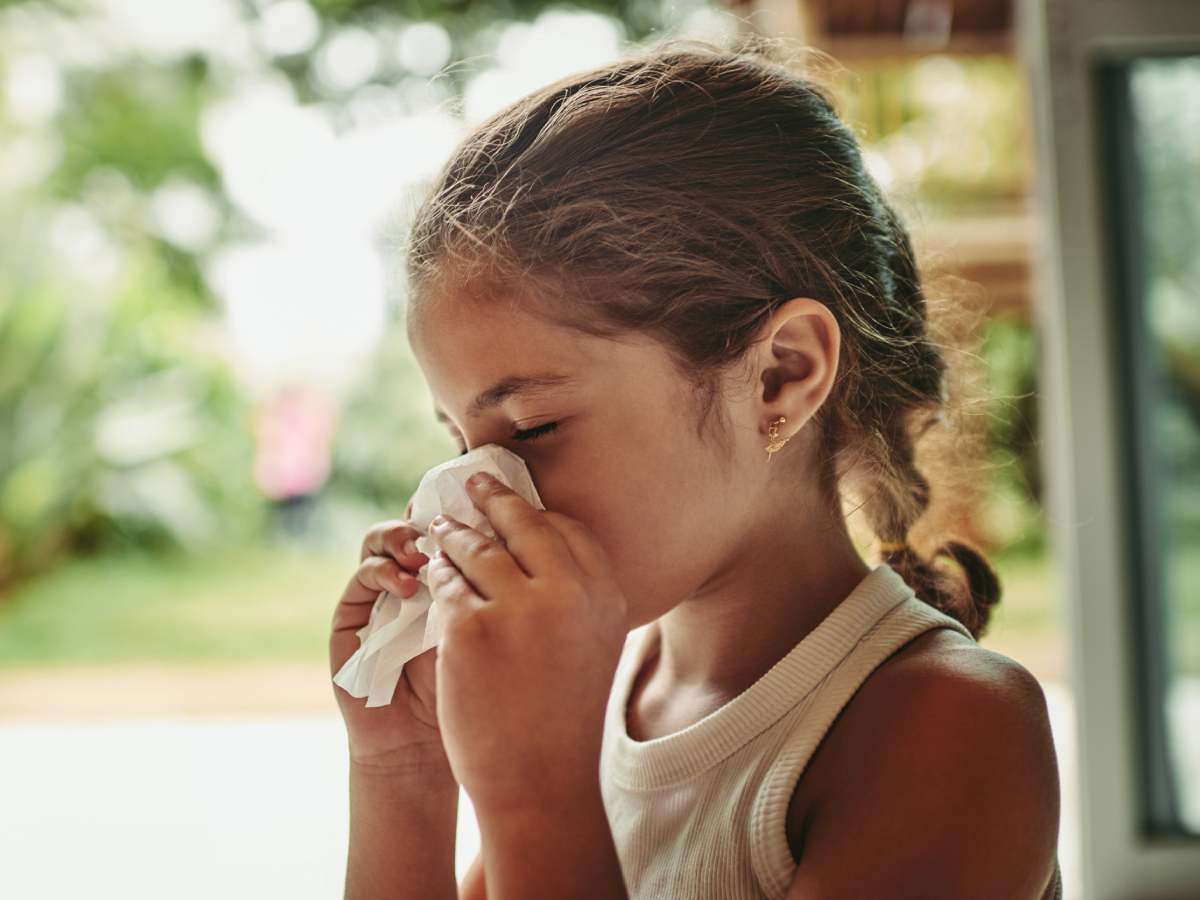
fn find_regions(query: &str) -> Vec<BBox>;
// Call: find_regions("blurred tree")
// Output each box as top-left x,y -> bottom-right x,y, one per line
1133,58 -> 1200,546
329,319 -> 457,513
840,54 -> 1031,218
0,0 -> 666,587
0,201 -> 260,589
978,313 -> 1044,554
55,59 -> 218,197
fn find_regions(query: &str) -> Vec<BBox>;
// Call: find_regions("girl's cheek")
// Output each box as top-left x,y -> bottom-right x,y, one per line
522,455 -> 573,512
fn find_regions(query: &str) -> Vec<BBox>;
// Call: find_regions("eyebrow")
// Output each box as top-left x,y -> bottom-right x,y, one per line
434,374 -> 573,423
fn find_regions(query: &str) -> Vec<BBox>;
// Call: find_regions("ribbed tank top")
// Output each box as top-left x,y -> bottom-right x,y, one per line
599,563 -> 1002,899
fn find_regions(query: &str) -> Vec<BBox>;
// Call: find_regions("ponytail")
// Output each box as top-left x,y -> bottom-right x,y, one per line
848,208 -> 1002,641
884,541 -> 1001,640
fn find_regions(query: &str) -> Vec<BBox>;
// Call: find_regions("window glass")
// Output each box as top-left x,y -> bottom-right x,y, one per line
1127,55 -> 1200,833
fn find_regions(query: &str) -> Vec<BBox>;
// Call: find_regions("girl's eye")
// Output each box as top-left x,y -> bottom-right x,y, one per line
513,421 -> 559,442
452,421 -> 560,455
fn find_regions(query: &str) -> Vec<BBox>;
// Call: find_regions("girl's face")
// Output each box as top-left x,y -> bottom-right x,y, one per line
408,287 -> 776,629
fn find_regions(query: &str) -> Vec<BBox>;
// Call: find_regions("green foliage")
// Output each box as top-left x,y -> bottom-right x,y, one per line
1135,57 -> 1200,296
0,202 -> 262,589
0,546 -> 348,664
329,318 -> 458,513
1132,58 -> 1200,539
54,61 -> 218,197
5,0 -> 650,589
0,263 -> 92,579
1130,58 -> 1200,678
978,313 -> 1045,555
980,314 -> 1040,496
841,54 -> 1030,215
308,0 -> 654,36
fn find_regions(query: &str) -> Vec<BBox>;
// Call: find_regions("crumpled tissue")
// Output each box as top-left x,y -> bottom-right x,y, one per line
333,444 -> 544,707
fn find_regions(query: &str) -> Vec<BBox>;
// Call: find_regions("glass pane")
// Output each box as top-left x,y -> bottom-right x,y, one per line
1128,55 -> 1200,833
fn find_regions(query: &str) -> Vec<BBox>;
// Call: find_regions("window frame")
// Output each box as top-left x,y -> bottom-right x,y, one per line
1018,0 -> 1200,896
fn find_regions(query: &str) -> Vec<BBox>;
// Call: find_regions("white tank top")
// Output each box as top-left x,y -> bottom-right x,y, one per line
599,563 -> 976,899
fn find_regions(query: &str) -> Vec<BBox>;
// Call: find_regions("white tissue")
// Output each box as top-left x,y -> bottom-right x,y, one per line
332,444 -> 544,707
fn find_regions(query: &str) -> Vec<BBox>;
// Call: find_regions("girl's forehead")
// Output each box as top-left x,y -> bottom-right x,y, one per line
409,287 -> 583,371
408,293 -> 598,416
407,287 -> 685,418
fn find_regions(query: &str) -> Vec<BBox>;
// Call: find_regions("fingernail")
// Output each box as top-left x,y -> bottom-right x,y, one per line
402,540 -> 419,557
430,515 -> 447,529
469,471 -> 496,487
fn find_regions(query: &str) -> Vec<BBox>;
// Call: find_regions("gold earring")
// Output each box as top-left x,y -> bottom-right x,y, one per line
765,417 -> 788,461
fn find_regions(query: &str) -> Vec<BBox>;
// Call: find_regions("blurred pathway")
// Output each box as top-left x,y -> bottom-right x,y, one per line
0,714 -> 482,898
0,662 -> 339,719
0,675 -> 1076,899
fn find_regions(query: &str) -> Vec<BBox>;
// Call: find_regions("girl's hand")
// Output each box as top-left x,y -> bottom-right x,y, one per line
331,519 -> 444,768
425,472 -> 629,818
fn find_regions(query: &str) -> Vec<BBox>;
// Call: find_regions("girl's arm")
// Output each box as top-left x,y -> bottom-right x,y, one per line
474,787 -> 626,900
785,631 -> 1060,899
345,753 -> 459,900
458,797 -> 627,900
451,778 -> 625,899
331,519 -> 460,900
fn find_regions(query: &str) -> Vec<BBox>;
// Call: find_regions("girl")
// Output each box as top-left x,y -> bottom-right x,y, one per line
330,39 -> 1062,900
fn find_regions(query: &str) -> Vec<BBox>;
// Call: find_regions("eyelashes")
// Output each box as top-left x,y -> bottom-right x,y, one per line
455,421 -> 560,456
513,421 -> 559,442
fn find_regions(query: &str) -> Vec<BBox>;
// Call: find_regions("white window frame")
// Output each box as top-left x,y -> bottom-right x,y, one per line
1018,1 -> 1200,897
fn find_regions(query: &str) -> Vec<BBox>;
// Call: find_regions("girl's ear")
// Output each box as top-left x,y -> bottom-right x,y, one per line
755,297 -> 840,437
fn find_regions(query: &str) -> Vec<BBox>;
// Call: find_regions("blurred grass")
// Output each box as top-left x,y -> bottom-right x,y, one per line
0,546 -> 352,666
0,543 -> 1065,671
978,549 -> 1067,682
987,549 -> 1063,634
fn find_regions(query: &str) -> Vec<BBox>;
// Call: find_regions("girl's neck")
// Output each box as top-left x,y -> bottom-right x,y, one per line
632,510 -> 870,734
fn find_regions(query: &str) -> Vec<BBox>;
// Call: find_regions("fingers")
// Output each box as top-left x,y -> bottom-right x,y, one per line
331,556 -> 420,635
462,474 -> 579,580
426,551 -> 486,625
427,514 -> 527,600
360,519 -> 428,569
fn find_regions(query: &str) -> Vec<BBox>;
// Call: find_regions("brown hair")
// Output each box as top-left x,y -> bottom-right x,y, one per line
407,38 -> 1001,638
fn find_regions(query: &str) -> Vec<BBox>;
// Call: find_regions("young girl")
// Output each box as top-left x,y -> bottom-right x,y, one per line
330,39 -> 1062,900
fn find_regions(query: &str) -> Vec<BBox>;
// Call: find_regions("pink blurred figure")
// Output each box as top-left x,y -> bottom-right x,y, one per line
253,387 -> 340,503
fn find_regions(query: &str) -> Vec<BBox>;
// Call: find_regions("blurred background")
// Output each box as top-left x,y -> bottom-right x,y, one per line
1,0 -> 1184,896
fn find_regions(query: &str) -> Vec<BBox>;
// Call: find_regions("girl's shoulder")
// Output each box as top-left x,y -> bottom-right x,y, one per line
786,627 -> 1061,897
867,625 -> 1050,717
